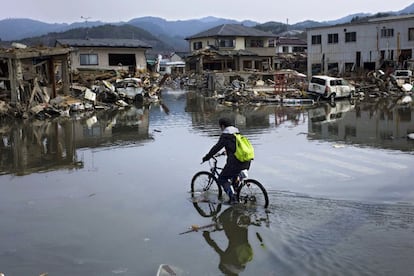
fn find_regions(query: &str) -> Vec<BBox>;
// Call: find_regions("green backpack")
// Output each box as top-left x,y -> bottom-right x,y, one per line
234,133 -> 255,162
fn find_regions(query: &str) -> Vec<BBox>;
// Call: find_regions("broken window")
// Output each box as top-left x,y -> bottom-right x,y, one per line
345,62 -> 355,72
80,54 -> 98,65
108,54 -> 136,66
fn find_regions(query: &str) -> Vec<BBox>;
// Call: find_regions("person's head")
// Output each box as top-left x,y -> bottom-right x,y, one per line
219,117 -> 233,130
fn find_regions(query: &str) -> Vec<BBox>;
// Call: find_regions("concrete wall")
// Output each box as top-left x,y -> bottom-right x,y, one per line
307,15 -> 414,77
70,47 -> 147,71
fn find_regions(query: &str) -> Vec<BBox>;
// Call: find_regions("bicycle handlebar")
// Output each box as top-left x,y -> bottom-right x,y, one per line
201,151 -> 226,164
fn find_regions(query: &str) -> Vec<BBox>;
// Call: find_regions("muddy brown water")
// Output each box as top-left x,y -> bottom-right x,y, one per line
0,90 -> 414,275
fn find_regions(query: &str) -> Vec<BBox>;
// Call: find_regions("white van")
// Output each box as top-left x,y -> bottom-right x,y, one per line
392,70 -> 413,85
308,75 -> 355,101
393,69 -> 412,79
308,101 -> 355,124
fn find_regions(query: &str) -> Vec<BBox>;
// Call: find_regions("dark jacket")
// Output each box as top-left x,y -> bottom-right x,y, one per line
203,126 -> 251,177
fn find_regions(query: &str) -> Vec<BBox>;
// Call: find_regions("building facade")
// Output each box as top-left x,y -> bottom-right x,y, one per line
56,39 -> 151,73
307,14 -> 414,77
185,24 -> 276,73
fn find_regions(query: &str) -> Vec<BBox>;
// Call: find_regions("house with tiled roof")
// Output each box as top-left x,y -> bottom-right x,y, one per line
56,39 -> 152,74
185,24 -> 277,73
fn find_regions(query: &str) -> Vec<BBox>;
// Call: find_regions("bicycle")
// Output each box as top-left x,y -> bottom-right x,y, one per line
191,152 -> 269,209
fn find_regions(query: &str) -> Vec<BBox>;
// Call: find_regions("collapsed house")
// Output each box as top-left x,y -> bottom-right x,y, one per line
0,44 -> 71,107
0,38 -> 176,119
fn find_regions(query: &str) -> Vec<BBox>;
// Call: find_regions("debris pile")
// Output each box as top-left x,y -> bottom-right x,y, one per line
353,69 -> 413,103
181,68 -> 414,108
0,70 -> 169,120
183,70 -> 313,106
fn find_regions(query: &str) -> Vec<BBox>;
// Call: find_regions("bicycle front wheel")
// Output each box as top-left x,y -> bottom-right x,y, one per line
237,179 -> 269,208
191,171 -> 222,202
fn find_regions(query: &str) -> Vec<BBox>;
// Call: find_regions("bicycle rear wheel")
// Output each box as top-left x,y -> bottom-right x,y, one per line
237,179 -> 269,208
191,171 -> 222,202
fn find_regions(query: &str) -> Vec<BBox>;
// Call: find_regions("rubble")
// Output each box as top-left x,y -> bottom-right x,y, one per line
351,69 -> 413,105
0,44 -> 412,119
0,67 -> 168,119
0,43 -> 172,119
183,70 -> 313,106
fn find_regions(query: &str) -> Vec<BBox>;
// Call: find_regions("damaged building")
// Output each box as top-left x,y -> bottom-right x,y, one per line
185,24 -> 277,73
55,38 -> 152,75
0,44 -> 71,106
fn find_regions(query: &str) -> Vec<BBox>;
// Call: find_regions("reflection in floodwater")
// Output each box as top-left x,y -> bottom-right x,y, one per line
186,91 -> 413,153
0,90 -> 413,275
2,91 -> 413,177
186,91 -> 307,135
186,203 -> 269,276
0,104 -> 151,175
308,99 -> 414,151
0,118 -> 82,176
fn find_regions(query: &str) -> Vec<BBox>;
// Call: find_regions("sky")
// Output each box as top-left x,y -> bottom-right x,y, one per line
1,0 -> 414,24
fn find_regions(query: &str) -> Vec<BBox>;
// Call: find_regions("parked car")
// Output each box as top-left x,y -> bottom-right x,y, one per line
308,75 -> 355,102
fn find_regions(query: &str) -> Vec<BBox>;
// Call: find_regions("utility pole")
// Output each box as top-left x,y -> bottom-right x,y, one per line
286,18 -> 289,36
81,16 -> 91,39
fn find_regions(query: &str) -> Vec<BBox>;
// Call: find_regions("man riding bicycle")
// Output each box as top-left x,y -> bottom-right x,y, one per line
202,118 -> 251,204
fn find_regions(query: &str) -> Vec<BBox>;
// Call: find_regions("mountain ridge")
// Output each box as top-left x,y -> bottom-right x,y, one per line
0,3 -> 413,52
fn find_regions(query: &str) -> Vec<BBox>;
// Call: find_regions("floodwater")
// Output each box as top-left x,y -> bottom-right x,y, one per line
0,90 -> 414,276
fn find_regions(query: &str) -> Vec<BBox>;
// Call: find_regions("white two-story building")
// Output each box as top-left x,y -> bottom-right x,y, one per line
307,14 -> 414,77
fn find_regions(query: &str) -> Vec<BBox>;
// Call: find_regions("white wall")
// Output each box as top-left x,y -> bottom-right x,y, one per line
307,15 -> 414,76
70,47 -> 147,71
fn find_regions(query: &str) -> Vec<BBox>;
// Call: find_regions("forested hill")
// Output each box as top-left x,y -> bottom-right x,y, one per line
16,24 -> 175,52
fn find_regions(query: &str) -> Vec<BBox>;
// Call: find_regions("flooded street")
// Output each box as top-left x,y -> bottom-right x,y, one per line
1,89 -> 414,275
